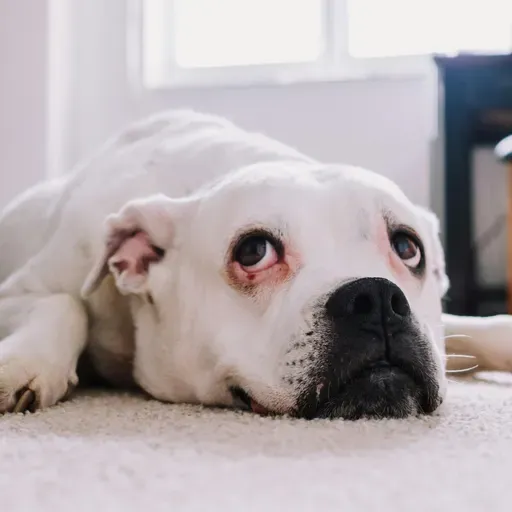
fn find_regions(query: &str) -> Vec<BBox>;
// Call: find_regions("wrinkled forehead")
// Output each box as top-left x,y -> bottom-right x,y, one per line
192,163 -> 423,253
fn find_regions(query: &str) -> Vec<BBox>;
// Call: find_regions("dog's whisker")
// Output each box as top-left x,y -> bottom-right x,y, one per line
443,354 -> 477,360
444,334 -> 472,340
446,365 -> 479,374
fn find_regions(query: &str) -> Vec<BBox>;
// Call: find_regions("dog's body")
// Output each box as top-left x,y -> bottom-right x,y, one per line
0,110 -> 510,418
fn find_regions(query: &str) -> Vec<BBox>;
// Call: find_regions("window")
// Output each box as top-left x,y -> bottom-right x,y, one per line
348,0 -> 512,58
173,0 -> 324,68
141,0 -> 512,88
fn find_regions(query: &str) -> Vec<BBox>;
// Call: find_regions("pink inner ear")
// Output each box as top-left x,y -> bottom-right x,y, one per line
109,231 -> 163,277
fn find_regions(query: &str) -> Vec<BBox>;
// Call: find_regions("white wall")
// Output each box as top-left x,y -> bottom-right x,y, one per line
0,0 -> 507,285
0,0 -> 49,207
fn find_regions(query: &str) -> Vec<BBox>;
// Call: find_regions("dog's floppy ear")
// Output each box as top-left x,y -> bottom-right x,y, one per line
416,206 -> 450,297
81,194 -> 194,298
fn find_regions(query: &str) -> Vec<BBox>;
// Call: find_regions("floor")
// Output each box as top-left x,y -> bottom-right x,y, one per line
1,374 -> 511,512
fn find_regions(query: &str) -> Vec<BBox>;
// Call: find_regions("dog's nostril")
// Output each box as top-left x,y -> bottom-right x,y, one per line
326,278 -> 411,323
390,291 -> 409,316
352,293 -> 373,315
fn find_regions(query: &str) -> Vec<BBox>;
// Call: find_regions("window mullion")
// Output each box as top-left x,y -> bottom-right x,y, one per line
326,0 -> 354,75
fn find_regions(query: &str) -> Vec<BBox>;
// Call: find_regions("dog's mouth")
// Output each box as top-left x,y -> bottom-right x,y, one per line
229,358 -> 440,420
296,359 -> 441,420
229,386 -> 270,416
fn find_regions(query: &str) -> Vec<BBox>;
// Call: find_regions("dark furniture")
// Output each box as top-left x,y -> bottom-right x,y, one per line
434,54 -> 512,315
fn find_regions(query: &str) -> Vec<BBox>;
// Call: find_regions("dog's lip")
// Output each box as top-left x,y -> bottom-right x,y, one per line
229,386 -> 270,415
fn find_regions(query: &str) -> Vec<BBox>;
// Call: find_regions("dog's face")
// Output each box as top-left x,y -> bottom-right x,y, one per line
84,163 -> 449,419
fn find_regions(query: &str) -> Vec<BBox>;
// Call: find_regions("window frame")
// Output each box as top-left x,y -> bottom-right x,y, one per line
135,0 -> 449,90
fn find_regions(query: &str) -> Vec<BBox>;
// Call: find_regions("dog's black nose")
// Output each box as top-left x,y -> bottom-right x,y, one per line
325,277 -> 410,329
296,277 -> 440,420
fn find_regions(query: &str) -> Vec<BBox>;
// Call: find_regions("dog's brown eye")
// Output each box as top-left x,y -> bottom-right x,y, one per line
233,234 -> 280,272
391,232 -> 422,268
236,236 -> 267,266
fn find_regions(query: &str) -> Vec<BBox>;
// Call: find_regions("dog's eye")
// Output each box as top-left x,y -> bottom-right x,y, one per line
234,235 -> 279,272
391,232 -> 422,268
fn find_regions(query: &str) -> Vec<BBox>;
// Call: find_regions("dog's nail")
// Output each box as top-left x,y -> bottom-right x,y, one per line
12,389 -> 36,413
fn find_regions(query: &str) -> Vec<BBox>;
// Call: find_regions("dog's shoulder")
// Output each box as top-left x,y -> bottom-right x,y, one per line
0,178 -> 67,281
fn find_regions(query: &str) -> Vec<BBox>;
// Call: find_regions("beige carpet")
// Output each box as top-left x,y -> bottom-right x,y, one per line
1,375 -> 511,512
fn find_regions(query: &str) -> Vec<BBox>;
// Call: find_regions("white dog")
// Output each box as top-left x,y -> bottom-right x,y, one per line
0,110 -> 510,419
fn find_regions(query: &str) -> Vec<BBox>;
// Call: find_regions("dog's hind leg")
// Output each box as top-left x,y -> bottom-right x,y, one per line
0,293 -> 87,413
443,313 -> 512,374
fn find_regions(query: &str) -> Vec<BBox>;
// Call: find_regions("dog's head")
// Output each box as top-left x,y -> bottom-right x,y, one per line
83,163 -> 449,419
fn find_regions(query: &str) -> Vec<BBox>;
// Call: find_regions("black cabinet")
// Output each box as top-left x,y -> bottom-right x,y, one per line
435,54 -> 512,315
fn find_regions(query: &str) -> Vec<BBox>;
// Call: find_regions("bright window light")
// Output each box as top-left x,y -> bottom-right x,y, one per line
173,0 -> 325,68
141,0 -> 512,88
348,0 -> 512,58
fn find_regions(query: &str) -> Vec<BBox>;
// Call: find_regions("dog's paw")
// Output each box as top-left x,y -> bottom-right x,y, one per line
0,354 -> 78,413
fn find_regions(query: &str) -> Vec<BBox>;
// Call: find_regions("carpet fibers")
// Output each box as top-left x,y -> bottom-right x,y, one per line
1,375 -> 511,512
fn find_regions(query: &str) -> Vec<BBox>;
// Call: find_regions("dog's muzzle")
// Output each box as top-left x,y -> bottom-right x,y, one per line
296,277 -> 441,420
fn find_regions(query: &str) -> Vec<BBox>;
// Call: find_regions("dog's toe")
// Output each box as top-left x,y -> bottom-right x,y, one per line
0,359 -> 78,414
11,388 -> 36,413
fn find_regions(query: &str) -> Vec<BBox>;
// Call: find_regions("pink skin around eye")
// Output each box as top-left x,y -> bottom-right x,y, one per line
375,218 -> 415,285
228,243 -> 301,292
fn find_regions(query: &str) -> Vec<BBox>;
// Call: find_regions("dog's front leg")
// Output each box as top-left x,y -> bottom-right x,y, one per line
443,313 -> 512,373
0,294 -> 87,413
